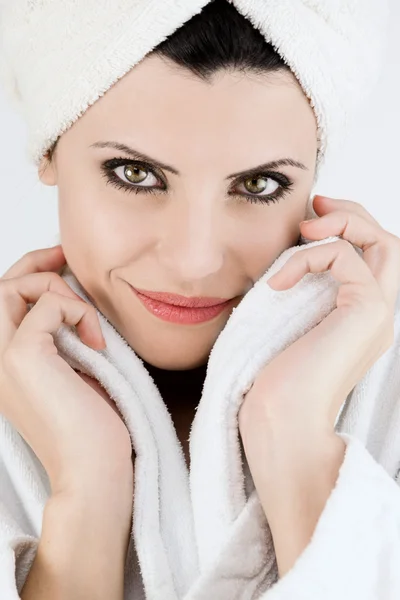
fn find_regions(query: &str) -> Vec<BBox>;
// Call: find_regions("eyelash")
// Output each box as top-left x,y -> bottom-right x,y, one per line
99,157 -> 294,206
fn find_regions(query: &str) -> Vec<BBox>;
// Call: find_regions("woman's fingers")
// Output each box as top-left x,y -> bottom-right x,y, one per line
268,239 -> 377,294
9,290 -> 105,356
313,195 -> 382,227
0,247 -> 131,484
299,210 -> 400,308
1,245 -> 66,280
0,272 -> 105,356
0,245 -> 105,353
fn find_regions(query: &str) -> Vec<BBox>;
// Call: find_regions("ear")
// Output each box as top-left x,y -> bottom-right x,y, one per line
38,152 -> 57,186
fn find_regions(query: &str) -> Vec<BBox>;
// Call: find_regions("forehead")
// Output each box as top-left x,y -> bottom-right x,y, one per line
71,54 -> 318,164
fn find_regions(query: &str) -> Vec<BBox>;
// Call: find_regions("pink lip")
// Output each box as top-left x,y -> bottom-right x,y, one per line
130,286 -> 235,325
132,287 -> 231,308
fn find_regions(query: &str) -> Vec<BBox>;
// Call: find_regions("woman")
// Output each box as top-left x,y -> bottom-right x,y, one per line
0,1 -> 399,599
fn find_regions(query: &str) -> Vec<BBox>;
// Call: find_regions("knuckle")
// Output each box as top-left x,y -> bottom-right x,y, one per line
334,209 -> 350,222
337,199 -> 363,215
46,271 -> 63,283
336,238 -> 354,252
345,198 -> 361,209
20,250 -> 37,267
48,271 -> 74,294
35,289 -> 66,311
347,199 -> 374,218
36,290 -> 55,304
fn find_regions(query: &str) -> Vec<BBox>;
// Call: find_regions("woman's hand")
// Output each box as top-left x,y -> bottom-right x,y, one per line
239,195 -> 400,436
0,245 -> 133,496
237,195 -> 400,577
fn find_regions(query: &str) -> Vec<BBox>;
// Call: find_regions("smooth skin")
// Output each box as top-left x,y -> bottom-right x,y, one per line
38,54 -> 317,372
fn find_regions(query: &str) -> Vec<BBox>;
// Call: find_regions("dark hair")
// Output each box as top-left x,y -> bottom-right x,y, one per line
46,0 -> 293,163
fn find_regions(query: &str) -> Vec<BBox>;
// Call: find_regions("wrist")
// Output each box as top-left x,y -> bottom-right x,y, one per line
240,395 -> 335,456
240,405 -> 345,482
51,457 -> 134,510
242,424 -> 346,504
258,436 -> 346,579
48,479 -> 133,553
31,486 -> 133,597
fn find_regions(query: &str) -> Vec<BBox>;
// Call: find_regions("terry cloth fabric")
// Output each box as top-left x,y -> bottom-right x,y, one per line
1,234 -> 400,599
0,0 -> 390,178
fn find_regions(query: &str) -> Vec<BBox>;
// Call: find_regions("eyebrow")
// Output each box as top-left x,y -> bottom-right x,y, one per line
90,141 -> 309,179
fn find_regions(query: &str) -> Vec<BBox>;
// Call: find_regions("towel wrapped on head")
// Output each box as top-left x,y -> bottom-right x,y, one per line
0,0 -> 389,182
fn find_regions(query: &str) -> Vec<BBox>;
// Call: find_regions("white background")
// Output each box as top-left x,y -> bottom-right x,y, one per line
0,1 -> 399,275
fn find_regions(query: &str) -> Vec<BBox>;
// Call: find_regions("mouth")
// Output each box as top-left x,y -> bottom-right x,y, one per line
129,285 -> 236,325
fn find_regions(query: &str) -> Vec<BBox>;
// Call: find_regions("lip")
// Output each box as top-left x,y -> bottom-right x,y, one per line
131,287 -> 231,308
130,286 -> 235,325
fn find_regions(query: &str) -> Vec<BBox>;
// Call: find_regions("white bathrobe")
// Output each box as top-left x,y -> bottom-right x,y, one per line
1,235 -> 400,599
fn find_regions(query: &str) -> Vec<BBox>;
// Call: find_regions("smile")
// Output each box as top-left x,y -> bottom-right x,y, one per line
130,286 -> 235,325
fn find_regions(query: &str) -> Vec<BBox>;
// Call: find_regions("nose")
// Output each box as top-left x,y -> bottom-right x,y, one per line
157,199 -> 224,283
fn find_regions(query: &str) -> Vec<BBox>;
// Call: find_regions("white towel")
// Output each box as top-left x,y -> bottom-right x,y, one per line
0,0 -> 390,177
1,234 -> 400,599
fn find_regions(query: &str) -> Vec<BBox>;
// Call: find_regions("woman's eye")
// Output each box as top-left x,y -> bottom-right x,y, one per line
236,176 -> 279,197
114,164 -> 159,187
100,158 -> 293,205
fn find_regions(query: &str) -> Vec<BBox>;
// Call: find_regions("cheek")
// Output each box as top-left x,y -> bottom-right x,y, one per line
238,211 -> 302,281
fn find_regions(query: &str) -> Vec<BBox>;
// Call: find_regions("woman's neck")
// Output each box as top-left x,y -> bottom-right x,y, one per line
141,358 -> 207,410
141,358 -> 208,467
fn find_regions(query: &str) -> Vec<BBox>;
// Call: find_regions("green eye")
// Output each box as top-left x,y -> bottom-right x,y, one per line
231,172 -> 294,205
100,158 -> 165,196
100,157 -> 294,206
123,165 -> 148,184
242,176 -> 277,195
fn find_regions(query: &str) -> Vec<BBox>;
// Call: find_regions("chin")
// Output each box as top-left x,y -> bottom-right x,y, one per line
136,345 -> 210,371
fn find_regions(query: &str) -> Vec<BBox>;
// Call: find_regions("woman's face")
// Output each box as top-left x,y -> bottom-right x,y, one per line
39,54 -> 318,370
